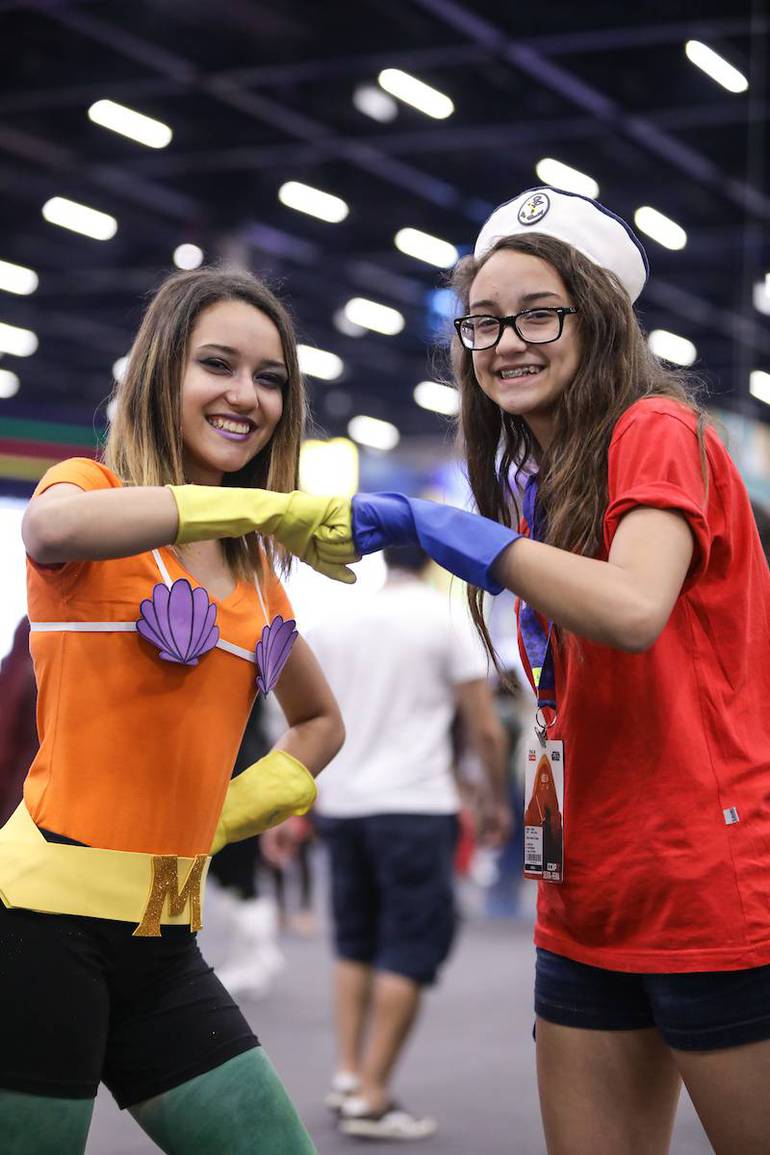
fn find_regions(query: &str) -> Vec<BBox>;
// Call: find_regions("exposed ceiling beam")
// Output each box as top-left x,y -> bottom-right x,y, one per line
0,122 -> 198,219
95,117 -> 604,179
1,0 -> 765,375
0,45 -> 488,116
409,0 -> 770,221
0,11 -> 762,119
526,17 -> 765,56
24,0 -> 770,223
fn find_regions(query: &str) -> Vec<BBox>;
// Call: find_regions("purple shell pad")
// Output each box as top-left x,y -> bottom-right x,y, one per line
137,579 -> 219,666
255,615 -> 298,695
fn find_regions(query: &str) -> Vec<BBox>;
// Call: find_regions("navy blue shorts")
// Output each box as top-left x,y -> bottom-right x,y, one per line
535,947 -> 770,1051
317,814 -> 458,986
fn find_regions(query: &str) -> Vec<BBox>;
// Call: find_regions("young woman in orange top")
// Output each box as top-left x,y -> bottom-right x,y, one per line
0,268 -> 357,1154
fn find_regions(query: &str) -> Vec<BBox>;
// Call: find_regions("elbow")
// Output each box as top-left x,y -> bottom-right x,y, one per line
608,601 -> 665,654
332,716 -> 346,759
21,504 -> 66,564
327,709 -> 345,761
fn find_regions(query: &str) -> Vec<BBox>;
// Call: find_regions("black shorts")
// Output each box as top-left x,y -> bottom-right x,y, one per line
316,813 -> 458,986
0,902 -> 258,1107
535,947 -> 770,1051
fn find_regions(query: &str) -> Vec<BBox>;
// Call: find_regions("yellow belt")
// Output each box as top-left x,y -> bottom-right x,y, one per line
0,803 -> 210,937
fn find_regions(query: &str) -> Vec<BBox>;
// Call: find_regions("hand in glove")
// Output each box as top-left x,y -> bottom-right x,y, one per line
351,492 -> 520,594
210,750 -> 317,855
168,485 -> 359,583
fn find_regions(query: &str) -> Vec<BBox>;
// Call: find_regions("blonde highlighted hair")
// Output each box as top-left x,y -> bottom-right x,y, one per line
105,267 -> 306,580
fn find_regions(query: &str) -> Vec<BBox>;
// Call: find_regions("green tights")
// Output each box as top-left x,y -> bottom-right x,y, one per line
1,1048 -> 316,1154
0,1090 -> 93,1155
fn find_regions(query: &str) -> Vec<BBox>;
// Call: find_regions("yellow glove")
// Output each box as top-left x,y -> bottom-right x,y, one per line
168,485 -> 358,583
210,750 -> 317,855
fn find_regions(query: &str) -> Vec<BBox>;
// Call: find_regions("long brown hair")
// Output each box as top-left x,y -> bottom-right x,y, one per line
104,267 -> 305,580
449,234 -> 707,661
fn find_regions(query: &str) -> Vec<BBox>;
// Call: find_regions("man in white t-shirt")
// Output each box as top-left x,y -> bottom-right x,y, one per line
308,542 -> 510,1142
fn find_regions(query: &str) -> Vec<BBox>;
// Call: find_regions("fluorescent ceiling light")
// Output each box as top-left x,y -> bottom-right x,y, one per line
0,321 -> 37,357
298,344 -> 344,381
395,227 -> 458,268
173,243 -> 204,270
343,297 -> 404,336
535,158 -> 599,200
414,380 -> 459,416
377,68 -> 454,119
634,206 -> 687,251
333,307 -> 366,338
648,329 -> 696,366
353,84 -> 398,122
88,99 -> 173,148
300,437 -> 359,496
0,259 -> 38,296
348,415 -> 400,451
0,369 -> 20,398
749,370 -> 770,405
42,196 -> 117,241
753,280 -> 770,317
685,41 -> 748,94
278,181 -> 349,224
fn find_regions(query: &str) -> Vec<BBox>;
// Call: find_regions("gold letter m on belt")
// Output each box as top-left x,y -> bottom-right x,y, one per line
133,855 -> 207,937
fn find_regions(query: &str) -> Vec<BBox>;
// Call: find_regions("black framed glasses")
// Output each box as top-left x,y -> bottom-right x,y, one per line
454,307 -> 577,351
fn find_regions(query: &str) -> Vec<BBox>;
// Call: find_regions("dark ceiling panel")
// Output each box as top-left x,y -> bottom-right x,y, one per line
0,0 -> 767,439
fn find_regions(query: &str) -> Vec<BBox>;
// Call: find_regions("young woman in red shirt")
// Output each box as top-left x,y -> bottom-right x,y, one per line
349,187 -> 770,1155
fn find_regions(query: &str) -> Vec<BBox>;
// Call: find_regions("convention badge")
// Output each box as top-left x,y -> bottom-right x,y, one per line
523,725 -> 564,884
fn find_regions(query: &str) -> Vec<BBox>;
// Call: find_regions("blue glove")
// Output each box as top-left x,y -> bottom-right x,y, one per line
351,492 -> 520,594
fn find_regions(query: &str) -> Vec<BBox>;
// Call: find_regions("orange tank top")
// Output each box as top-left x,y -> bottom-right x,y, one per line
25,457 -> 293,856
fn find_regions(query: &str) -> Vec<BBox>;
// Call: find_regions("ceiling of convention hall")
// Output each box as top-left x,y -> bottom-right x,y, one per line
0,0 -> 768,448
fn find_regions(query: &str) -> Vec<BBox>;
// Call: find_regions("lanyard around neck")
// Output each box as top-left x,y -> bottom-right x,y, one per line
519,474 -> 556,713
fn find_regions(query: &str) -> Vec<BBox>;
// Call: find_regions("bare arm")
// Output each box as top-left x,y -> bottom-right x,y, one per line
455,677 -> 511,846
492,507 -> 695,652
22,483 -> 180,564
455,679 -> 509,806
272,635 -> 345,776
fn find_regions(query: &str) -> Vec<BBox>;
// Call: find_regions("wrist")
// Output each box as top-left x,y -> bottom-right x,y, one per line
490,534 -> 522,590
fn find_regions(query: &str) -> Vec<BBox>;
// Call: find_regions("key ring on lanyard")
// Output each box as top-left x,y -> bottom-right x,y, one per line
535,706 -> 558,747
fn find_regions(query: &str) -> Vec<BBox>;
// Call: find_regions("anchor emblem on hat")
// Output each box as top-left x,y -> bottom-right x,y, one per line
518,192 -> 550,226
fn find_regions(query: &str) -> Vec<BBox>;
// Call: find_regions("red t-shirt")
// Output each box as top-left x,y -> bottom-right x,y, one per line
518,398 -> 770,972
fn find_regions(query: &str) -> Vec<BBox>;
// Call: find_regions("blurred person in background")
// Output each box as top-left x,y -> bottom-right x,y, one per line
0,267 -> 360,1155
262,812 -> 319,936
479,664 -> 529,919
340,187 -> 770,1155
0,618 -> 37,827
307,541 -> 510,1141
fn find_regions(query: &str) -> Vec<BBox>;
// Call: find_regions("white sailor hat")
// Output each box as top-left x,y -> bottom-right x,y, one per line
474,186 -> 649,303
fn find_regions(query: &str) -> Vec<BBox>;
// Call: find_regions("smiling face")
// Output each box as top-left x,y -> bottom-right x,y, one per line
180,298 -> 287,486
468,248 -> 581,449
